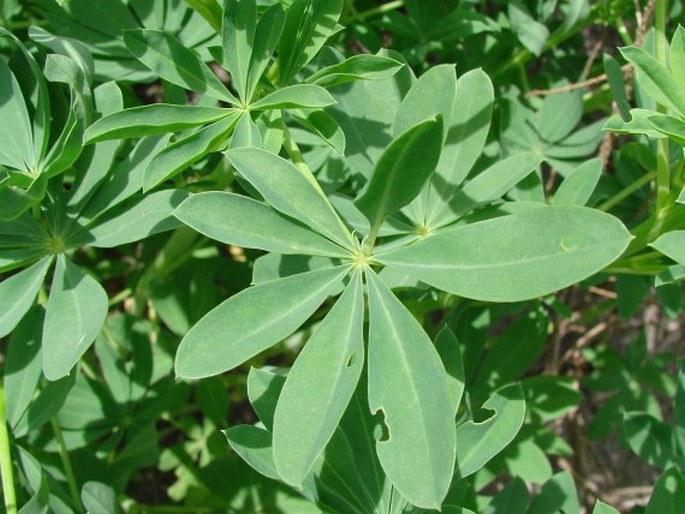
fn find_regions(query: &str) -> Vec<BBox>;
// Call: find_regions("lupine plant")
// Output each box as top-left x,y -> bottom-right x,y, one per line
1,0 -> 685,513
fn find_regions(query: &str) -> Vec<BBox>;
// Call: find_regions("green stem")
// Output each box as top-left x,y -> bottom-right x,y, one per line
598,170 -> 657,212
342,0 -> 404,23
654,0 -> 671,214
51,418 -> 83,513
0,376 -> 17,514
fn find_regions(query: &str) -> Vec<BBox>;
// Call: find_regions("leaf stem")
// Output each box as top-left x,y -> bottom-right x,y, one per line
51,417 -> 84,513
342,0 -> 404,23
0,375 -> 17,514
654,0 -> 671,214
598,170 -> 657,212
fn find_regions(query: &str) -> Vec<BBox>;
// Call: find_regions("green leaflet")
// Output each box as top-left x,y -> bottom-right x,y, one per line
553,158 -> 602,206
528,471 -> 580,514
273,271 -> 364,485
4,307 -> 44,431
81,482 -> 118,514
175,191 -> 349,257
305,54 -> 403,87
623,413 -> 685,470
392,64 -> 456,139
222,0 -> 257,102
651,230 -> 685,265
224,425 -> 280,480
143,114 -> 239,191
621,46 -> 685,117
86,190 -> 189,248
378,205 -> 631,302
226,147 -> 354,249
537,90 -> 583,144
175,265 -> 349,379
434,326 -> 465,417
366,269 -> 455,509
84,104 -> 234,143
454,383 -> 526,479
355,117 -> 443,236
484,477 -> 529,514
427,69 -> 494,226
0,256 -> 52,338
592,501 -> 620,514
230,111 -> 262,148
648,114 -> 685,146
124,29 -> 237,104
671,26 -> 685,92
247,367 -> 286,431
250,84 -> 336,110
0,56 -> 35,171
42,255 -> 108,381
278,0 -> 344,84
246,3 -> 285,101
445,152 -> 543,220
646,468 -> 685,514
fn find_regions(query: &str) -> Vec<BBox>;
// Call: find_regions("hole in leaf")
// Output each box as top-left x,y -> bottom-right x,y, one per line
473,407 -> 496,423
345,352 -> 356,368
371,408 -> 390,442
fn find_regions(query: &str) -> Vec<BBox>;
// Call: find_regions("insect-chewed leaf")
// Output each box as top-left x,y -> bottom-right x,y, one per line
0,256 -> 52,338
175,265 -> 350,379
645,468 -> 685,514
378,205 -> 631,302
84,104 -> 234,143
355,117 -> 443,231
454,383 -> 526,479
273,271 -> 364,485
366,269 -> 456,509
175,191 -> 349,257
43,255 -> 108,381
226,147 -> 354,249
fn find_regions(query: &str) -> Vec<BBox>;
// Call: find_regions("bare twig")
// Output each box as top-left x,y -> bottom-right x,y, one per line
526,64 -> 631,97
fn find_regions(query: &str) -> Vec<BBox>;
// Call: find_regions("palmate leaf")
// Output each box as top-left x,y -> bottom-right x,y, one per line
175,265 -> 350,379
378,205 -> 631,302
273,270 -> 364,485
226,147 -> 355,249
365,269 -> 455,509
43,255 -> 108,380
175,191 -> 349,257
